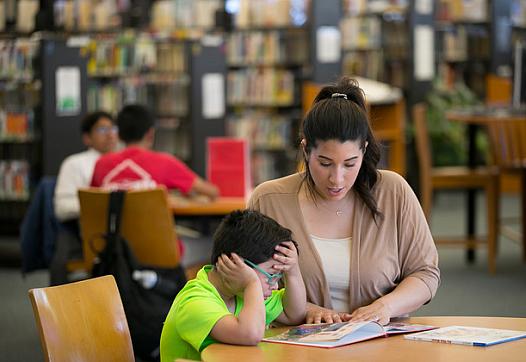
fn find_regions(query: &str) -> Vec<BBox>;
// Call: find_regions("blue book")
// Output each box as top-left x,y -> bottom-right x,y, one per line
404,326 -> 526,346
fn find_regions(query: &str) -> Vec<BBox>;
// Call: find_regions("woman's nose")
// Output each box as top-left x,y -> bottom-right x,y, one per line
329,166 -> 344,183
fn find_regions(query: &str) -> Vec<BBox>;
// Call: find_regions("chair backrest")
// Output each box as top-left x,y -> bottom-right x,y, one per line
78,187 -> 179,271
486,118 -> 526,169
29,275 -> 135,362
412,103 -> 433,197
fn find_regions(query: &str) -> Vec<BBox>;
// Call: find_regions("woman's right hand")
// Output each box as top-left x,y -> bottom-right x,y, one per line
306,303 -> 352,324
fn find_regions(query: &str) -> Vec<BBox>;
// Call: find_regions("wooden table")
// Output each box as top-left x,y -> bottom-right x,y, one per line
169,196 -> 246,217
447,107 -> 526,262
202,316 -> 526,362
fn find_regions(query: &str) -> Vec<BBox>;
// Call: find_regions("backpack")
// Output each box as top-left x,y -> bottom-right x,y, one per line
91,191 -> 186,361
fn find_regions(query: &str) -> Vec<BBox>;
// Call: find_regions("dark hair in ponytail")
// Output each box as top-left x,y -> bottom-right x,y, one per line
300,76 -> 382,221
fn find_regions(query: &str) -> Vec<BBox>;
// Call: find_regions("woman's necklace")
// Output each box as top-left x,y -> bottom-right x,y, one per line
317,197 -> 350,217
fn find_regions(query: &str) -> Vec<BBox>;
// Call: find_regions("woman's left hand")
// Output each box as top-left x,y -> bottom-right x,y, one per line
348,300 -> 391,325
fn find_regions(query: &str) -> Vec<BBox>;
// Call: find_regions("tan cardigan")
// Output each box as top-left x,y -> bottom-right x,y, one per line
248,170 -> 440,313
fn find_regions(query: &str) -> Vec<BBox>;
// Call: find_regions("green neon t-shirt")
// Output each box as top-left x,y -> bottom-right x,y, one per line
160,265 -> 284,362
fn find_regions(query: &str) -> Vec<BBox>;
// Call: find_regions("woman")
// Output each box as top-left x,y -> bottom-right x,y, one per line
248,77 -> 439,325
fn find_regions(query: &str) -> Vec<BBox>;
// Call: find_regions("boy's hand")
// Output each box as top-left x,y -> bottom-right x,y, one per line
216,253 -> 259,295
271,241 -> 300,277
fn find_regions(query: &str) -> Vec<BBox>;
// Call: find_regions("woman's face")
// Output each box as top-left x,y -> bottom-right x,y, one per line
306,139 -> 365,201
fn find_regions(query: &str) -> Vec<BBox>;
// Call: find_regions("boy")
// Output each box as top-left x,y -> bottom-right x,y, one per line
160,210 -> 306,361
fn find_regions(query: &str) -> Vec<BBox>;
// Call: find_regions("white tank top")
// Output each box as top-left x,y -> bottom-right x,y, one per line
311,235 -> 351,312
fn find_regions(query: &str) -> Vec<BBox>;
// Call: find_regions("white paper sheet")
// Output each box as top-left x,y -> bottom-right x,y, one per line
414,25 -> 435,81
56,67 -> 81,116
316,26 -> 341,63
202,73 -> 225,119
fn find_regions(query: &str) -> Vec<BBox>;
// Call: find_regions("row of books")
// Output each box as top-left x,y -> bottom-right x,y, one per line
382,18 -> 409,61
0,0 -> 39,33
235,0 -> 308,29
436,0 -> 488,23
439,26 -> 490,62
86,34 -> 187,77
154,126 -> 191,161
0,39 -> 38,81
54,0 -> 220,33
0,110 -> 34,141
0,82 -> 39,110
53,0 -> 121,32
0,160 -> 29,200
251,151 -> 294,186
343,0 -> 408,16
227,30 -> 308,66
341,16 -> 382,50
343,50 -> 384,81
150,0 -> 221,32
226,112 -> 292,150
227,69 -> 296,106
87,78 -> 188,116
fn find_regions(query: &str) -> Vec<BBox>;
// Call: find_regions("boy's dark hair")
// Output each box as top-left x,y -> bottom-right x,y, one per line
211,210 -> 296,265
117,104 -> 155,143
81,111 -> 114,134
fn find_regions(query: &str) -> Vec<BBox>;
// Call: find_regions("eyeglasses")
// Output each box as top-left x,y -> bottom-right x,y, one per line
94,126 -> 118,135
243,258 -> 282,286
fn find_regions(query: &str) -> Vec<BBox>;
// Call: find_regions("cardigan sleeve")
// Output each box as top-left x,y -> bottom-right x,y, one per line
396,177 -> 440,300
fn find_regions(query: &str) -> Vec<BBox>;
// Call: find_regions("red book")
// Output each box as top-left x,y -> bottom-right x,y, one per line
207,137 -> 251,198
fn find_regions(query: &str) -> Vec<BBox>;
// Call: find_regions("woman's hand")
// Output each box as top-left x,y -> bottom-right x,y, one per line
349,299 -> 391,325
306,304 -> 352,324
271,241 -> 300,277
216,253 -> 259,295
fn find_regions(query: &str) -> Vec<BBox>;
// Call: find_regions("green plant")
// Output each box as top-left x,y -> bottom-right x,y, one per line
424,80 -> 488,166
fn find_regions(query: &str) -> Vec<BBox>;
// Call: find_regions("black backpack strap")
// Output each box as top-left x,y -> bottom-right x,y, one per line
91,191 -> 127,275
107,190 -> 126,235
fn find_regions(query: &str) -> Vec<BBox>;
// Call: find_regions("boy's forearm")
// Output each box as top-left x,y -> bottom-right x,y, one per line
237,281 -> 266,343
282,267 -> 307,324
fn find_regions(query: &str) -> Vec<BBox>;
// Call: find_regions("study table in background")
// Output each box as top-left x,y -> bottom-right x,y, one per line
202,316 -> 526,362
169,195 -> 246,217
447,107 -> 526,263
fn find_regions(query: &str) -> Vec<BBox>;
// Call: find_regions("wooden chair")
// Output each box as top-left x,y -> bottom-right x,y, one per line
29,275 -> 135,361
413,103 -> 499,273
77,187 -> 180,272
486,117 -> 526,261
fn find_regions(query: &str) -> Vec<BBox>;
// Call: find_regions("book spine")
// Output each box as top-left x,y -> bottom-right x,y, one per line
406,336 -> 475,346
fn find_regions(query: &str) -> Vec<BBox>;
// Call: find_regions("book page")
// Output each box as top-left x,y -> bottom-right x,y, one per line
268,321 -> 382,343
384,322 -> 436,335
300,321 -> 375,342
263,321 -> 385,348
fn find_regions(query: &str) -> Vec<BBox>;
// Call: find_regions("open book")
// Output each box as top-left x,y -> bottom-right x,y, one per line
404,326 -> 526,346
263,321 -> 436,348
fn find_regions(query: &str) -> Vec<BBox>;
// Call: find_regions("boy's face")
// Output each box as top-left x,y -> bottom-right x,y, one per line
253,260 -> 282,299
83,117 -> 118,154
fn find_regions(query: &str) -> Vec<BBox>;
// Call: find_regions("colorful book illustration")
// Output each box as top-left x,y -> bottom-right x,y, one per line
263,321 -> 436,348
404,325 -> 526,346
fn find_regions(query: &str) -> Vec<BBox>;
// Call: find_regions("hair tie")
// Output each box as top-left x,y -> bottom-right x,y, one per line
331,93 -> 348,100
